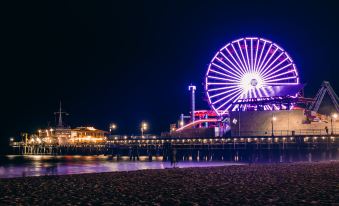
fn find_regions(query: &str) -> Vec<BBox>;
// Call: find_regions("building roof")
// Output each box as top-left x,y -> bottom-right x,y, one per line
72,127 -> 108,133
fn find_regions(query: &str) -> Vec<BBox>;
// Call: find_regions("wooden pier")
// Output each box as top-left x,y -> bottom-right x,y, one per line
10,134 -> 339,163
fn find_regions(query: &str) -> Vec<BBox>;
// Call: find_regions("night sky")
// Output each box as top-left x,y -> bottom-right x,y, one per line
2,1 -> 339,151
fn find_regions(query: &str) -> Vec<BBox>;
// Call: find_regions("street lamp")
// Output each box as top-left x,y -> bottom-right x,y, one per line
141,122 -> 148,137
179,120 -> 184,127
271,115 -> 277,137
331,113 -> 337,135
109,123 -> 117,133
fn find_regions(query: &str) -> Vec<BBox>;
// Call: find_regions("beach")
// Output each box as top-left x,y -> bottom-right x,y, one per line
0,162 -> 338,205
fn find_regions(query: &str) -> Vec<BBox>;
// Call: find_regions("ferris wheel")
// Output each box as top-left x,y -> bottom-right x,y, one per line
205,37 -> 299,116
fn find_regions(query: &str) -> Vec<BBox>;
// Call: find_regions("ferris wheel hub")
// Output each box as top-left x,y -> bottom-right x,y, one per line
250,79 -> 258,87
240,72 -> 263,93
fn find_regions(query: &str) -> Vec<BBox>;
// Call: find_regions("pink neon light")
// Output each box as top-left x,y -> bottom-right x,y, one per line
176,118 -> 218,132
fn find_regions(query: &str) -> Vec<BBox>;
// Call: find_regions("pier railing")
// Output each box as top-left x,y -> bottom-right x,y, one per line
233,129 -> 339,137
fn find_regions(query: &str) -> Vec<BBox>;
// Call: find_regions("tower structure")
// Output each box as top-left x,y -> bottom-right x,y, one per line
54,101 -> 68,128
188,85 -> 196,122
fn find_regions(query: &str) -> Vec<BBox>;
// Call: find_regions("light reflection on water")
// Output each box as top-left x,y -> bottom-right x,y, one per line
0,155 -> 243,178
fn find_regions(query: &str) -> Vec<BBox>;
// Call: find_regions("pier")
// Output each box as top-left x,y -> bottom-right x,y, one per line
10,132 -> 339,163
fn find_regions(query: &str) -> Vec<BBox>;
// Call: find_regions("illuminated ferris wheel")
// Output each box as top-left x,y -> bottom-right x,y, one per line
205,37 -> 299,116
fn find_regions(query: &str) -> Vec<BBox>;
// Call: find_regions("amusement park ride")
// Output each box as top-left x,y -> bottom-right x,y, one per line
174,37 -> 339,137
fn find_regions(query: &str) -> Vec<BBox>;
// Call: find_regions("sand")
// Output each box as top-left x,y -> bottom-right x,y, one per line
0,162 -> 338,205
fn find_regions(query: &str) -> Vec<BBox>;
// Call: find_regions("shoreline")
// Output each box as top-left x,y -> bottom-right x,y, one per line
1,162 -> 338,205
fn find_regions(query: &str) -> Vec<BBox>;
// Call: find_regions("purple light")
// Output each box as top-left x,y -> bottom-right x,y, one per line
254,39 -> 259,72
205,37 -> 300,115
244,39 -> 251,72
238,41 -> 250,72
226,45 -> 247,74
255,41 -> 267,71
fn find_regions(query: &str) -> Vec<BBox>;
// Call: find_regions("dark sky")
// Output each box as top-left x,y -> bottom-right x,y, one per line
2,1 -> 339,149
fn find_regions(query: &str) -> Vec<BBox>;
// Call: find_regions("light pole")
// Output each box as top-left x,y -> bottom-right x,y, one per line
271,115 -> 277,137
179,120 -> 184,128
141,122 -> 148,137
331,113 -> 337,135
109,123 -> 117,133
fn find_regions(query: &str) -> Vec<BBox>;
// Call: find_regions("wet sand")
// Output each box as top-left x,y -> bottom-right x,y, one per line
0,162 -> 338,205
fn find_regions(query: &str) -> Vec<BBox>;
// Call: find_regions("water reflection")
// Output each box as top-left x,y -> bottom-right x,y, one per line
0,155 -> 242,178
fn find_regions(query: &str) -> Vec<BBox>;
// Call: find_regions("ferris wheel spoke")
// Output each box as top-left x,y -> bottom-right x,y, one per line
262,63 -> 293,80
261,58 -> 289,79
244,39 -> 252,72
259,51 -> 284,76
209,69 -> 241,81
257,44 -> 273,73
218,52 -> 245,77
258,47 -> 278,74
264,70 -> 295,81
211,62 -> 242,79
253,39 -> 260,73
225,45 -> 247,75
215,56 -> 243,78
255,41 -> 267,72
208,75 -> 239,82
250,39 -> 254,72
237,41 -> 250,73
207,82 -> 240,85
209,87 -> 242,99
213,89 -> 243,106
207,85 -> 239,92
